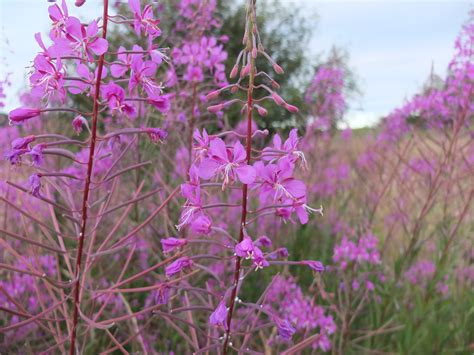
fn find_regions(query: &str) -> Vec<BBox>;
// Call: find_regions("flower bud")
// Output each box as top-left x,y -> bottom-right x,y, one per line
230,86 -> 238,94
256,105 -> 268,116
206,90 -> 220,100
72,115 -> 88,135
230,64 -> 239,79
271,92 -> 285,106
284,103 -> 299,113
252,48 -> 258,59
207,103 -> 224,113
240,64 -> 250,78
273,63 -> 284,74
75,0 -> 86,6
9,108 -> 41,124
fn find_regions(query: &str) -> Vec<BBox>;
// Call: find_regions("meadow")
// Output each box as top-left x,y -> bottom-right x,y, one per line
0,0 -> 472,353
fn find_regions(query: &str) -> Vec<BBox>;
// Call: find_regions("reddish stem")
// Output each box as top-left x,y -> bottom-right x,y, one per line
69,1 -> 109,353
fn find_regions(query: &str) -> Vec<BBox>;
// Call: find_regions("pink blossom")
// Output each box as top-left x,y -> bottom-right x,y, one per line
161,238 -> 187,254
197,138 -> 256,188
165,257 -> 193,278
128,0 -> 161,38
209,301 -> 228,329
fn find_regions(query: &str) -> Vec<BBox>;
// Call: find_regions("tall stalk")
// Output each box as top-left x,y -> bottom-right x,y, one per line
69,1 -> 109,353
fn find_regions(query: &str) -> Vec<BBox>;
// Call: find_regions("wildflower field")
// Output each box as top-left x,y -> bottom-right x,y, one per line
0,0 -> 472,354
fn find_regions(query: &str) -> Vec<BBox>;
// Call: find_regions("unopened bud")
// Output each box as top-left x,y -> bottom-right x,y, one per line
75,0 -> 86,6
256,105 -> 268,116
231,86 -> 238,94
284,103 -> 299,113
206,90 -> 220,100
271,92 -> 285,106
273,63 -> 284,74
230,65 -> 239,79
207,103 -> 224,113
252,48 -> 258,59
241,64 -> 250,78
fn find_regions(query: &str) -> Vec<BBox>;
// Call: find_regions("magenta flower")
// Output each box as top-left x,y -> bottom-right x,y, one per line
190,214 -> 212,235
48,0 -> 69,39
28,144 -> 45,167
30,54 -> 66,102
146,128 -> 168,144
9,108 -> 41,124
72,115 -> 88,135
193,128 -> 212,161
128,0 -> 161,38
147,93 -> 171,113
65,18 -> 108,61
184,65 -> 204,83
154,284 -> 170,305
235,235 -> 256,259
68,63 -> 107,96
110,46 -> 132,78
274,318 -> 296,341
29,174 -> 41,197
235,235 -> 268,270
198,138 -> 256,188
209,301 -> 228,329
165,257 -> 193,278
302,260 -> 325,273
129,52 -> 162,97
161,238 -> 187,254
255,158 -> 306,203
263,129 -> 306,166
12,135 -> 35,150
101,82 -> 136,118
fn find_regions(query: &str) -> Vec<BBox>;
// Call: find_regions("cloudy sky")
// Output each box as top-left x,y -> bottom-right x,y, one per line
0,0 -> 471,127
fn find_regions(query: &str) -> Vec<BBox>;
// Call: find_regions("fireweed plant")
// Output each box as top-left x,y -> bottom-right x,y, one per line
1,0 -> 329,353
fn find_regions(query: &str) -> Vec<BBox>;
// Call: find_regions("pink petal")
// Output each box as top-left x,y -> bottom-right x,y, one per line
197,159 -> 220,180
209,138 -> 228,162
89,38 -> 108,56
236,165 -> 256,184
232,140 -> 247,163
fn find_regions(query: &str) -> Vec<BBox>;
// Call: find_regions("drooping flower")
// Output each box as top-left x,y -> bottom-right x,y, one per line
11,135 -> 35,150
165,257 -> 193,278
154,284 -> 170,305
302,260 -> 325,272
72,115 -> 88,135
146,128 -> 168,144
29,174 -> 41,197
209,301 -> 228,329
274,318 -> 296,341
161,238 -> 187,254
190,214 -> 212,235
28,144 -> 45,167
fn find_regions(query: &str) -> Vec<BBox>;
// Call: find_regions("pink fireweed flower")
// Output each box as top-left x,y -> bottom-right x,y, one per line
193,128 -> 213,161
30,54 -> 66,102
165,257 -> 193,278
190,214 -> 213,235
155,284 -> 170,305
197,138 -> 256,188
12,135 -> 36,150
302,260 -> 325,273
209,301 -> 228,329
255,158 -> 306,203
274,318 -> 296,341
68,63 -> 107,96
147,93 -> 171,113
235,235 -> 268,270
276,197 -> 323,225
28,144 -> 45,167
110,46 -> 133,78
161,238 -> 187,254
65,18 -> 108,61
48,0 -> 69,39
146,128 -> 168,143
9,108 -> 41,124
129,52 -> 163,97
72,115 -> 88,135
29,174 -> 41,197
263,129 -> 307,168
128,0 -> 161,38
101,82 -> 136,118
